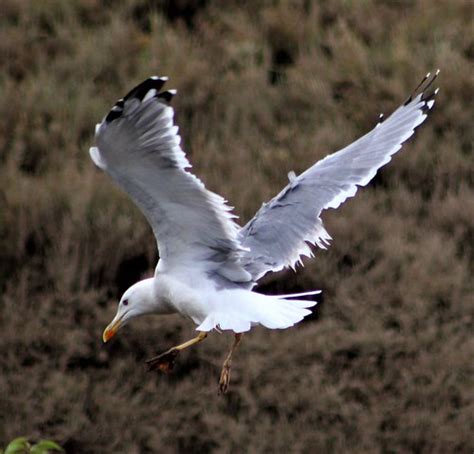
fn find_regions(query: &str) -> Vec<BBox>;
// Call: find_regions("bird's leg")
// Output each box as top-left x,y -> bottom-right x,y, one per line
146,331 -> 208,373
219,333 -> 243,395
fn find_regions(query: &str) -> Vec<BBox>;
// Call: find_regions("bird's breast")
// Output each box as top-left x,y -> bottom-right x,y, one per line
154,272 -> 213,325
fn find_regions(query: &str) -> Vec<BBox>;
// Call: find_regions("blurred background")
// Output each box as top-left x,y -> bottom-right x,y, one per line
0,0 -> 472,452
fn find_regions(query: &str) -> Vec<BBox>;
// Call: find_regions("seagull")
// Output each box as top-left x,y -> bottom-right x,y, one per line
92,70 -> 439,393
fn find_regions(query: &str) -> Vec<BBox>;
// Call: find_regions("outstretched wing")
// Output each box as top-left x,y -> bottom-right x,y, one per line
240,71 -> 439,280
90,77 -> 251,283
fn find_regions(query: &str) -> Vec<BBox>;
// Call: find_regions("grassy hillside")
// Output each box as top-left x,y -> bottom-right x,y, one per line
0,0 -> 472,452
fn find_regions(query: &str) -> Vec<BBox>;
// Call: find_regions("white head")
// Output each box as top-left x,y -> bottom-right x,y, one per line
102,278 -> 156,342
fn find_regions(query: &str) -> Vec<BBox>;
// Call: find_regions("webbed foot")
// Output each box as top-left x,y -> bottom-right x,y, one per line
146,348 -> 180,372
218,364 -> 231,395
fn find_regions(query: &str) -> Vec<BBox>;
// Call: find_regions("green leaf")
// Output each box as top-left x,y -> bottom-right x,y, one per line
30,440 -> 64,454
5,437 -> 31,454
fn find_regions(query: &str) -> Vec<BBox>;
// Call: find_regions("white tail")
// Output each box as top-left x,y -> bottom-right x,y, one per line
196,289 -> 318,333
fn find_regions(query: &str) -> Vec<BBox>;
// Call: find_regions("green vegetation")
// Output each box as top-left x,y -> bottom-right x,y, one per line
1,437 -> 63,454
0,0 -> 472,452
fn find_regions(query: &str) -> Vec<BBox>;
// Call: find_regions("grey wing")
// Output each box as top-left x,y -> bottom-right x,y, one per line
240,71 -> 440,280
90,77 -> 251,283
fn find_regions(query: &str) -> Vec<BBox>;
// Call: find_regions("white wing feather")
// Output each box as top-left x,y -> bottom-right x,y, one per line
240,72 -> 439,280
91,78 -> 251,283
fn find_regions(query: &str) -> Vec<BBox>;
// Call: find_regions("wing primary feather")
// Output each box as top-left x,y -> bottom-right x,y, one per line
104,99 -> 125,123
156,90 -> 177,103
404,69 -> 439,106
123,76 -> 168,102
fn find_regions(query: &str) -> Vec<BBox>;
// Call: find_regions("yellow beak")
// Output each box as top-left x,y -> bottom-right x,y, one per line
102,316 -> 123,343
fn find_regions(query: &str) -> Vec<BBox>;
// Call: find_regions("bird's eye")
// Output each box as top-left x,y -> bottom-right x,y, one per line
123,299 -> 129,306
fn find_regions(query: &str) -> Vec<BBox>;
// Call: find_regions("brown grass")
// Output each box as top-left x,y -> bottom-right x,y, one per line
0,0 -> 473,452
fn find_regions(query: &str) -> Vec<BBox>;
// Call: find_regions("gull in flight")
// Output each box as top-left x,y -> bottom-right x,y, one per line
92,70 -> 438,393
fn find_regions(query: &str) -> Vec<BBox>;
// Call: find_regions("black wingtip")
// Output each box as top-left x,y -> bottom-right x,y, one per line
103,76 -> 174,124
403,69 -> 440,106
419,87 -> 439,114
104,98 -> 125,123
123,76 -> 169,102
156,89 -> 177,103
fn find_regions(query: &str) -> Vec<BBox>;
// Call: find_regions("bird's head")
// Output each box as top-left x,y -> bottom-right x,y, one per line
102,278 -> 155,342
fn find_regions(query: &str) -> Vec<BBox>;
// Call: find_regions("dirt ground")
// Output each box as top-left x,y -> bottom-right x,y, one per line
0,1 -> 472,452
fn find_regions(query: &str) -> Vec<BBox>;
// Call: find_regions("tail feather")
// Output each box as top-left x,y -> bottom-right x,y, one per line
196,289 -> 318,333
271,289 -> 321,299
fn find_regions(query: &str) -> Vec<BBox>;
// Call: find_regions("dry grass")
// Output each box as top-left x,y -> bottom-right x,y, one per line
0,0 -> 473,452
